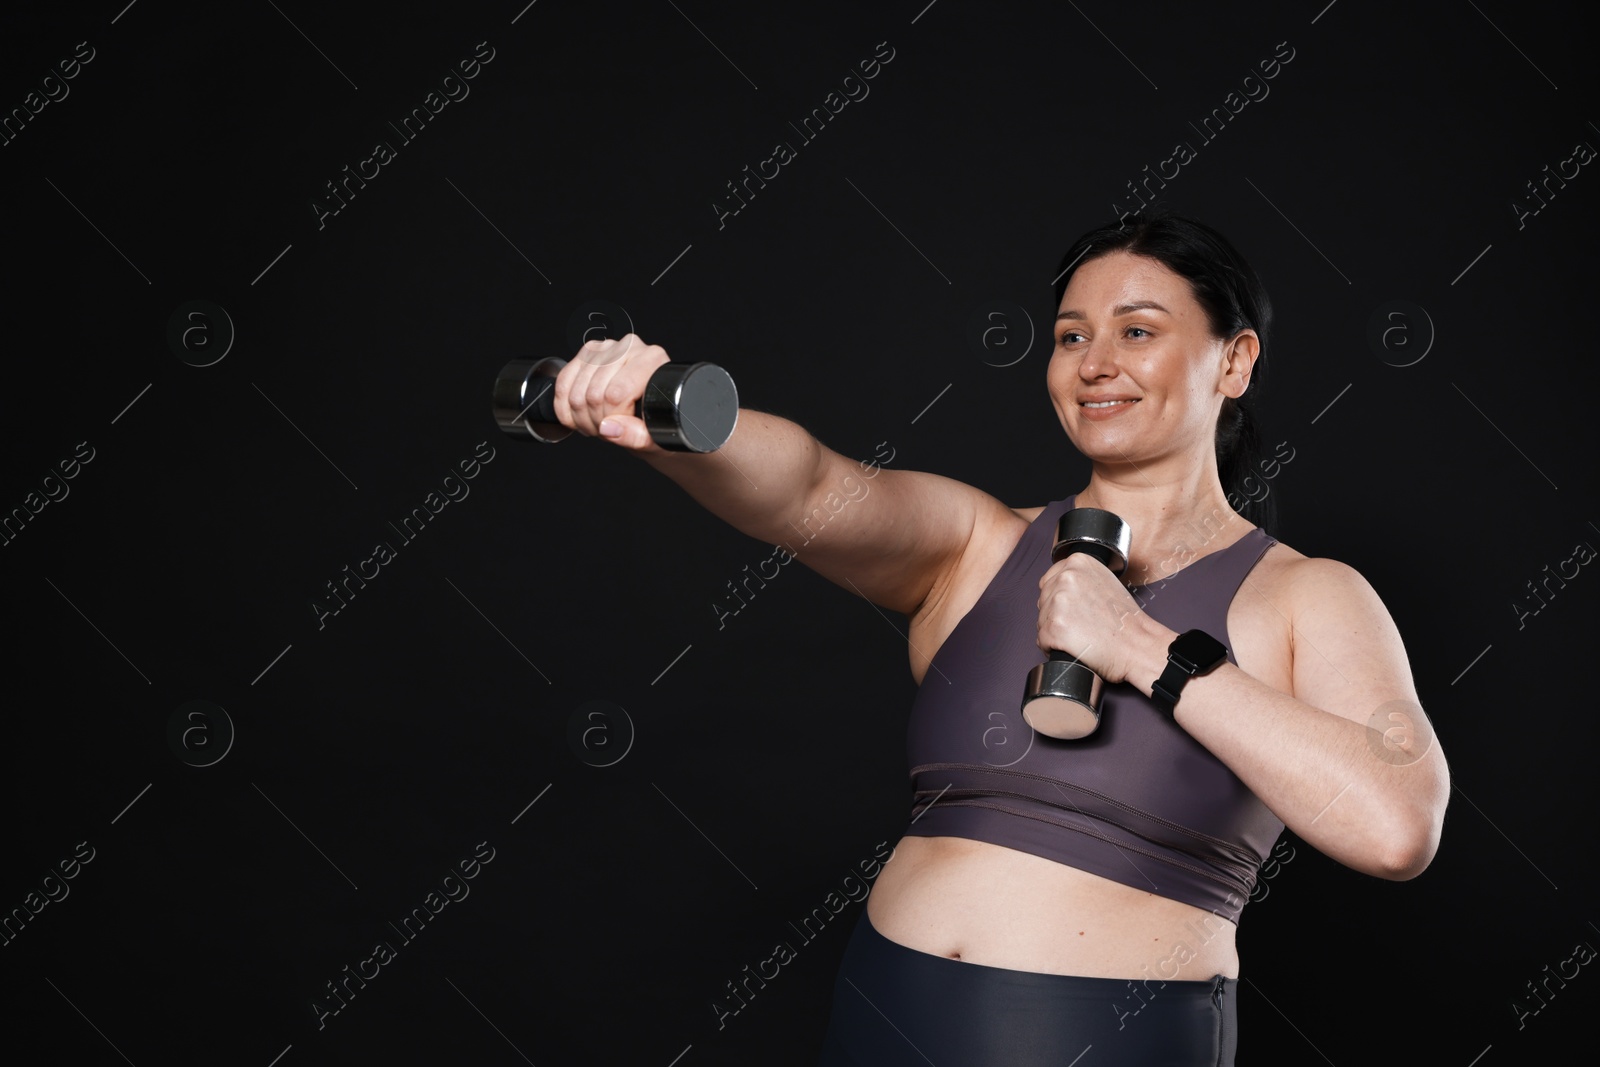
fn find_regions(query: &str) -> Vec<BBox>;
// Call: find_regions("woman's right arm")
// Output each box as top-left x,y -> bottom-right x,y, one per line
552,334 -> 1022,619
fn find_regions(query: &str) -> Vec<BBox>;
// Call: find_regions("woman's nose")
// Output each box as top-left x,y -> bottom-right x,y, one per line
1077,339 -> 1117,380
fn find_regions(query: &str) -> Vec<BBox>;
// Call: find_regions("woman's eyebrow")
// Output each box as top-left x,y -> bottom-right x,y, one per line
1055,301 -> 1171,321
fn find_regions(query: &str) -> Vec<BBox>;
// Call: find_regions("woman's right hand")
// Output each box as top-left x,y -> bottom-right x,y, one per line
552,333 -> 673,452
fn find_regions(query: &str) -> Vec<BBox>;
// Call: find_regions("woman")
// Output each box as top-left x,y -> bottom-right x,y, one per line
551,213 -> 1450,1065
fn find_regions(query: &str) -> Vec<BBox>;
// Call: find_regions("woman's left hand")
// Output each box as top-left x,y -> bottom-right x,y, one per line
1035,554 -> 1170,685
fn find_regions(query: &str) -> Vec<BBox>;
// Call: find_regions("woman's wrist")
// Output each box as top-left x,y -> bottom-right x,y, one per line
1125,617 -> 1180,698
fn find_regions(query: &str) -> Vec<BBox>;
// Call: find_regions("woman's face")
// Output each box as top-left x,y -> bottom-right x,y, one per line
1047,250 -> 1254,469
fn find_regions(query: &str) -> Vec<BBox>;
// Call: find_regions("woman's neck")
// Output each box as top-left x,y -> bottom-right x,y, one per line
1072,471 -> 1248,586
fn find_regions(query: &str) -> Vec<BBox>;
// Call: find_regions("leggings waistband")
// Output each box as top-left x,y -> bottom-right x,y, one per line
817,906 -> 1237,1066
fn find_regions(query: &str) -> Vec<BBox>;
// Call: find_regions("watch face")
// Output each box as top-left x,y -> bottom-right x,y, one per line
1173,630 -> 1228,672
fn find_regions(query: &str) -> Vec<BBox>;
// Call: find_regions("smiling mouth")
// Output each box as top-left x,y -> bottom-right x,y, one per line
1081,399 -> 1139,408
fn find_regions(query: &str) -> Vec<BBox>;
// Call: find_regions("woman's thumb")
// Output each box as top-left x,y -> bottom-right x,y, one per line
599,415 -> 655,451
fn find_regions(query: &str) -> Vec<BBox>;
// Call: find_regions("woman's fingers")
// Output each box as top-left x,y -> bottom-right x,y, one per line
1036,555 -> 1148,682
553,333 -> 672,449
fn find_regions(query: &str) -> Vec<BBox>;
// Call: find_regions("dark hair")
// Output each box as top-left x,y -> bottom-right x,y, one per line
1051,212 -> 1277,534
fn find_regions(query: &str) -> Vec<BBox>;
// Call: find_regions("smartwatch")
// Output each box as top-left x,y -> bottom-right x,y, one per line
1151,629 -> 1229,714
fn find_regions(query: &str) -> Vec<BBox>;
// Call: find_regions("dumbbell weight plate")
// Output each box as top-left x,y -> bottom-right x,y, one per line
639,361 -> 739,453
493,357 -> 570,443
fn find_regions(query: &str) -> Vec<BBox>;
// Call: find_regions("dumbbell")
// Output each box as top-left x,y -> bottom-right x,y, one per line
492,356 -> 739,453
1020,508 -> 1132,739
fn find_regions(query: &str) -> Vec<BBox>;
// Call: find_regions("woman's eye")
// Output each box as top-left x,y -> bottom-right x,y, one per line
1126,326 -> 1149,339
1057,330 -> 1084,345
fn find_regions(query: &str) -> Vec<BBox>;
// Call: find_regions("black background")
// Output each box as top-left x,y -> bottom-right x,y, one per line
2,1 -> 1596,1064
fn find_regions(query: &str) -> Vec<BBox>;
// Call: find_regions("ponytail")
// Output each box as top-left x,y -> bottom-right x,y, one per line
1217,394 -> 1275,535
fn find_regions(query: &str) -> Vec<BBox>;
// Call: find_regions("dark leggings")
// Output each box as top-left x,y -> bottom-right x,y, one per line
817,907 -> 1237,1066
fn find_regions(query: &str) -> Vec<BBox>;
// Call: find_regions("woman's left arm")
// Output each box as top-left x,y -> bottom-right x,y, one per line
1145,557 -> 1448,879
1042,554 -> 1451,880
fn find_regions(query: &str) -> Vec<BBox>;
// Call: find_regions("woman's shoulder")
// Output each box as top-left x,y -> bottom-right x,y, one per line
1250,536 -> 1384,611
1231,537 -> 1401,693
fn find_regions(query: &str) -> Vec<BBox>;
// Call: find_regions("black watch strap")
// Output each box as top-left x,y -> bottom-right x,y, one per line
1151,629 -> 1229,714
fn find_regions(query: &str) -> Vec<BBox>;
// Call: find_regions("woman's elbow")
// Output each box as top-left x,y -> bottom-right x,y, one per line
1375,771 -> 1450,880
1375,824 -> 1441,881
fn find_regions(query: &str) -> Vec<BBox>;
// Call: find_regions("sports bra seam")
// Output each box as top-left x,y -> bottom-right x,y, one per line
912,761 -> 1252,856
909,797 -> 1250,897
912,788 -> 1258,876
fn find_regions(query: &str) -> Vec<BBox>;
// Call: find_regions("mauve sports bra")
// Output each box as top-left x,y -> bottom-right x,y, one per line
903,495 -> 1285,924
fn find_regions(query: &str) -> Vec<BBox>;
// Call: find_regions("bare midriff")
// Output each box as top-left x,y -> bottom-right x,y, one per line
866,834 -> 1240,979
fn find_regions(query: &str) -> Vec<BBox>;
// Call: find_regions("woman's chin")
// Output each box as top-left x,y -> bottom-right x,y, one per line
1061,425 -> 1134,459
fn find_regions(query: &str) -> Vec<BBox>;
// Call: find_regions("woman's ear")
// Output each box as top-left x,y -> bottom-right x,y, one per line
1221,330 -> 1260,399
